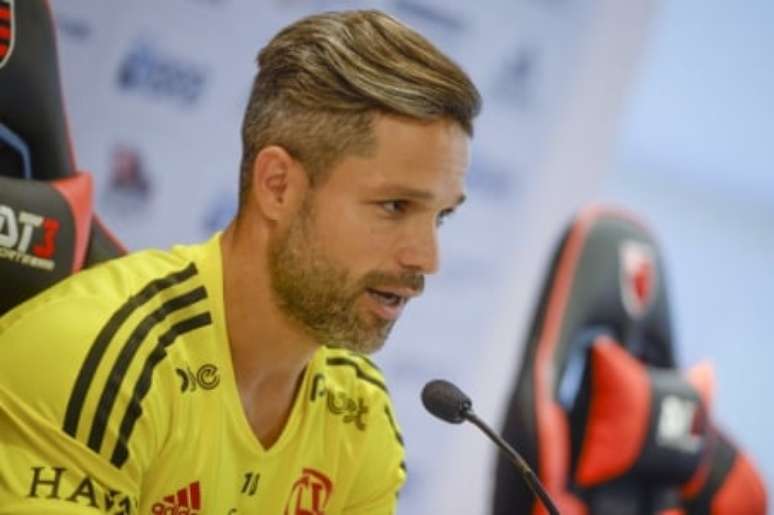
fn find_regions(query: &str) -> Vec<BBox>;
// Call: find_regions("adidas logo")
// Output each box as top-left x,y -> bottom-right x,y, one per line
151,481 -> 202,514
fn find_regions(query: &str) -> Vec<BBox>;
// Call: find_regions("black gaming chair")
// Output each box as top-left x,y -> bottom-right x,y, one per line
493,205 -> 767,514
0,0 -> 125,316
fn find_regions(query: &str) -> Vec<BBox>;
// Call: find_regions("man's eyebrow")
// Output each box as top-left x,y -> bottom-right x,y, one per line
376,186 -> 467,207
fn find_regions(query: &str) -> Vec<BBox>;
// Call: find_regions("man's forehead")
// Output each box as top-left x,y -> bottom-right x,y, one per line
319,116 -> 471,202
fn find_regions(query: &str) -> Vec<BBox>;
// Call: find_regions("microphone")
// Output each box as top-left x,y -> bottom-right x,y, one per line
421,379 -> 561,515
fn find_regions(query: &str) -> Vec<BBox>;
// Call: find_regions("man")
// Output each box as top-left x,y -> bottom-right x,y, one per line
0,9 -> 480,513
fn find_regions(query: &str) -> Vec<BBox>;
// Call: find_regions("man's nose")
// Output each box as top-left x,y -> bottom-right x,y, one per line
396,223 -> 440,275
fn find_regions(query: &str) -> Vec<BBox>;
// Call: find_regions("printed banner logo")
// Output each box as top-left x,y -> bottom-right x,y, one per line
102,144 -> 153,216
0,0 -> 15,69
284,468 -> 333,515
0,204 -> 60,270
116,41 -> 207,107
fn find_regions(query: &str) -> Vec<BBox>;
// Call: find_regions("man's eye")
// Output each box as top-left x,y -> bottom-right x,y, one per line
381,200 -> 407,214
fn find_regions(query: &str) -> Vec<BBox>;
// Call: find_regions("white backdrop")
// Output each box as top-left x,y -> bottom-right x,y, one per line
50,0 -> 653,513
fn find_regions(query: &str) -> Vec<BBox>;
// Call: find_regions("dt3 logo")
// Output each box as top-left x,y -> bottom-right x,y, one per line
283,468 -> 333,515
0,205 -> 59,271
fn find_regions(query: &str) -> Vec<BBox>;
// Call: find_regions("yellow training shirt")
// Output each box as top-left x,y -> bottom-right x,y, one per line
0,233 -> 406,514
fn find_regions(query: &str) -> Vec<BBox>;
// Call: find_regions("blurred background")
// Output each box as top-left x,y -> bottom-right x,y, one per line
48,0 -> 773,512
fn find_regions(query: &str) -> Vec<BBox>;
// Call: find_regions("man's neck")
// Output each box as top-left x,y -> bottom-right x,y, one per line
220,221 -> 318,448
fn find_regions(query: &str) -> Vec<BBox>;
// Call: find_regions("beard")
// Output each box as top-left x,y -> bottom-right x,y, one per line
267,198 -> 423,354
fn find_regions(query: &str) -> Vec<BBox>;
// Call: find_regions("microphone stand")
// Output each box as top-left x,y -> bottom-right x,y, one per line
464,410 -> 561,515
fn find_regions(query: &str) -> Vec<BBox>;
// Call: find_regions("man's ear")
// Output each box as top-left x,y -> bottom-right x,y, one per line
249,145 -> 309,221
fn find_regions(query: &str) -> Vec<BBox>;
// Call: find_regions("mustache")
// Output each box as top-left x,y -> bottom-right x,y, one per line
361,271 -> 425,295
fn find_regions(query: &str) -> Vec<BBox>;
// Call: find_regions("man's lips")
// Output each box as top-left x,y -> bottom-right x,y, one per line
364,286 -> 420,321
368,286 -> 422,301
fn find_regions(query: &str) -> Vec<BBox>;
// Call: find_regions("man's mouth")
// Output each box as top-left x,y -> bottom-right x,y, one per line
366,288 -> 406,307
364,286 -> 418,321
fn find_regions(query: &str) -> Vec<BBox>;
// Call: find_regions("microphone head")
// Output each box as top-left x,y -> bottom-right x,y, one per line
421,379 -> 473,424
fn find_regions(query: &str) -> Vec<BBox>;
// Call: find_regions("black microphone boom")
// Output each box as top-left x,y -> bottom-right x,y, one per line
421,379 -> 561,515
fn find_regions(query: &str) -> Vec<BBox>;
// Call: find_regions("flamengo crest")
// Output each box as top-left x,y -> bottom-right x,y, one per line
284,468 -> 333,515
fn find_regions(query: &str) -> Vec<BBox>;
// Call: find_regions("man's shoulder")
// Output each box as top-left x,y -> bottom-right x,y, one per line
64,243 -> 203,301
2,241 -> 208,327
0,239 -> 214,408
308,347 -> 406,502
315,347 -> 392,400
0,241 -> 217,476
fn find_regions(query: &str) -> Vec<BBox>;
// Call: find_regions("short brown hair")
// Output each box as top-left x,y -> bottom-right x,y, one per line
238,10 -> 481,208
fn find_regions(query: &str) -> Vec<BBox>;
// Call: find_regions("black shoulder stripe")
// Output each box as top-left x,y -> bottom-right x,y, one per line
325,356 -> 387,393
87,286 -> 208,453
110,312 -> 212,468
63,263 -> 198,437
384,405 -> 404,447
345,350 -> 382,372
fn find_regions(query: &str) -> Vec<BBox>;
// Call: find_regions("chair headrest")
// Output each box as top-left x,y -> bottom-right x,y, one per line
494,205 -> 676,514
531,205 -> 674,373
0,0 -> 74,180
0,0 -> 126,318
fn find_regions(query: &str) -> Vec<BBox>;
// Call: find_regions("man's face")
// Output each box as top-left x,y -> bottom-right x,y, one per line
268,115 -> 470,354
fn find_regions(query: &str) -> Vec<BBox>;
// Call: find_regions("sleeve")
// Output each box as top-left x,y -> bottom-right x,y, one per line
341,394 -> 407,515
0,295 -> 165,514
